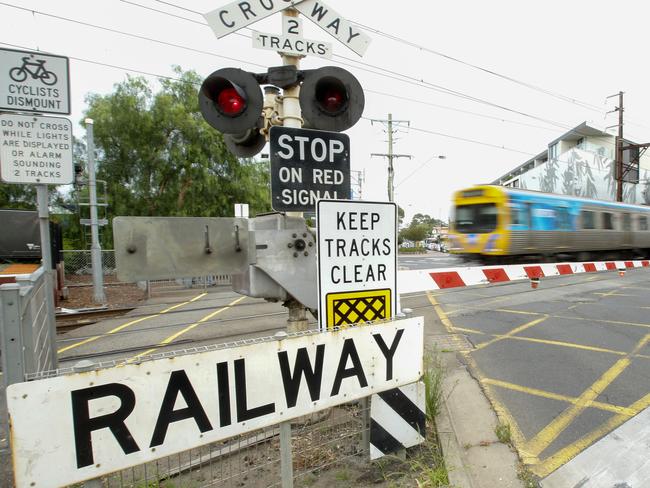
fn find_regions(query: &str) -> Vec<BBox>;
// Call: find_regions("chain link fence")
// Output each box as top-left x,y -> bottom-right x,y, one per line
62,250 -> 117,277
70,402 -> 369,488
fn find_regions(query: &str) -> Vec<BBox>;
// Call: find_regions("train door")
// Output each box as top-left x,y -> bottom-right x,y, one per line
622,213 -> 632,247
524,202 -> 534,251
557,207 -> 572,250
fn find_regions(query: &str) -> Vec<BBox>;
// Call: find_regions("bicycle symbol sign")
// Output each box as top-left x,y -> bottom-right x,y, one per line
9,56 -> 58,86
0,47 -> 70,115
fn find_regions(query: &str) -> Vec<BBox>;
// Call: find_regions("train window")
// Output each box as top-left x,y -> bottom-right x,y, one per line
639,216 -> 648,231
511,207 -> 522,226
602,212 -> 614,230
455,204 -> 498,233
623,214 -> 632,231
581,210 -> 595,229
557,208 -> 571,230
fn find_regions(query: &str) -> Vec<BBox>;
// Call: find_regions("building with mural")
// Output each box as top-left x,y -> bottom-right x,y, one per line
493,122 -> 650,205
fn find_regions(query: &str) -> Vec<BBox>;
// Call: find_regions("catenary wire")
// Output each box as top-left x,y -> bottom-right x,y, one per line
0,38 -> 626,182
0,5 -> 637,168
37,0 -> 600,136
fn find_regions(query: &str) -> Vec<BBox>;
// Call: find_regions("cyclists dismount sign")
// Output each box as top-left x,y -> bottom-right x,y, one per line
0,48 -> 70,115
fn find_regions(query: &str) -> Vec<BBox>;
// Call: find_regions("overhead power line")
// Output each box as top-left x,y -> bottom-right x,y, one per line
133,0 -> 584,133
0,4 -> 630,154
348,19 -> 605,114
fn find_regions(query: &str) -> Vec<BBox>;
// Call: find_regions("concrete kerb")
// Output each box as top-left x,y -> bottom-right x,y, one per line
433,351 -> 524,488
423,291 -> 525,487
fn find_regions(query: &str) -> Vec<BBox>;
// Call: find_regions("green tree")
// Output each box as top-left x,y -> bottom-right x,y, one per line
399,223 -> 430,243
82,67 -> 271,243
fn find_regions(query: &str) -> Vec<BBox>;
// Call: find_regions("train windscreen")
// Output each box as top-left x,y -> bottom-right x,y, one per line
454,204 -> 498,233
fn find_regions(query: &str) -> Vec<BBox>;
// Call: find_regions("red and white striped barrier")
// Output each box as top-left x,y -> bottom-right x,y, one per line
397,260 -> 650,294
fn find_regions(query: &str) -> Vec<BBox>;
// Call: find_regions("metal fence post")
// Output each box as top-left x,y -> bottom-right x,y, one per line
0,284 -> 25,386
275,331 -> 294,488
360,396 -> 370,455
44,269 -> 59,370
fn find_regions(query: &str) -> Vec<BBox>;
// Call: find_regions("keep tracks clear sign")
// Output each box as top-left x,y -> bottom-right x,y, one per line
7,320 -> 422,487
317,200 -> 398,330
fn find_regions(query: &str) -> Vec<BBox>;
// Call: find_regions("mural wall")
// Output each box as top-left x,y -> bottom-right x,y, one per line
515,148 -> 650,206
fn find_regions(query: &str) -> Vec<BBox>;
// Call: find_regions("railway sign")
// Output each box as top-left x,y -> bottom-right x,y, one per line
204,0 -> 305,38
270,126 -> 350,212
317,200 -> 398,329
0,47 -> 70,115
7,319 -> 423,487
204,0 -> 369,56
295,0 -> 371,56
252,15 -> 333,58
0,113 -> 73,185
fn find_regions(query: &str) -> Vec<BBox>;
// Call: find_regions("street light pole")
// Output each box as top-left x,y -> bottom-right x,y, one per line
85,118 -> 106,304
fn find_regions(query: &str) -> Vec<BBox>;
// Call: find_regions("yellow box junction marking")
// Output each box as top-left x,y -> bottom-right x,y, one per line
524,333 -> 650,458
325,288 -> 391,328
57,292 -> 207,354
428,285 -> 650,476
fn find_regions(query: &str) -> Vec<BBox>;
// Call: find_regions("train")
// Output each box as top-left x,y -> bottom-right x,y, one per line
448,185 -> 650,263
0,209 -> 62,267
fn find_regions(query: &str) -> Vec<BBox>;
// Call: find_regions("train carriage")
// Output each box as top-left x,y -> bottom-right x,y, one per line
448,185 -> 650,262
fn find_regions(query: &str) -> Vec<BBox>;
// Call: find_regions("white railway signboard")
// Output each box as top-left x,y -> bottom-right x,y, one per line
317,200 -> 398,329
0,113 -> 73,184
204,0 -> 305,38
253,15 -> 333,58
295,0 -> 371,56
204,0 -> 369,57
7,319 -> 423,487
0,47 -> 70,115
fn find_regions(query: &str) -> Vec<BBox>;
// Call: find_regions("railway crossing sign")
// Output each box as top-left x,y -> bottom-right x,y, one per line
317,200 -> 398,330
204,0 -> 370,57
270,126 -> 350,212
253,13 -> 333,58
0,47 -> 70,115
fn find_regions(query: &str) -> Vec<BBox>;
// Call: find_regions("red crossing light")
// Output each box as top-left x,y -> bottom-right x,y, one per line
315,78 -> 347,114
217,86 -> 246,116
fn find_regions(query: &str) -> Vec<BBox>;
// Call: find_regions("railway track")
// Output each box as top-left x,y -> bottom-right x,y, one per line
56,307 -> 135,330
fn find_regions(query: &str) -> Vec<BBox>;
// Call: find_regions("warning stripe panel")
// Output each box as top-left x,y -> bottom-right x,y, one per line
429,271 -> 465,289
482,268 -> 510,283
583,263 -> 597,272
398,259 -> 650,294
524,266 -> 545,279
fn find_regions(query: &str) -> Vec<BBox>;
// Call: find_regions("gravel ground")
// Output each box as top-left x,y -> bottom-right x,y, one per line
61,275 -> 146,309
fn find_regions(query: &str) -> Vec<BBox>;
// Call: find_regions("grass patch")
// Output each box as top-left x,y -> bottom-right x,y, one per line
398,246 -> 428,254
423,349 -> 444,422
376,437 -> 449,487
495,422 -> 512,445
517,463 -> 540,487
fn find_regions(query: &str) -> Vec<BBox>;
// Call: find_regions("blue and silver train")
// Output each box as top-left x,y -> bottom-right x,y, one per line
448,185 -> 650,262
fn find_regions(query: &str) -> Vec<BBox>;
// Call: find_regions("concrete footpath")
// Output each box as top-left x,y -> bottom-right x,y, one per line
422,302 -> 525,487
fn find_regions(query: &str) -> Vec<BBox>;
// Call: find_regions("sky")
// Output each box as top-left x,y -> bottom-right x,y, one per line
2,0 -> 649,223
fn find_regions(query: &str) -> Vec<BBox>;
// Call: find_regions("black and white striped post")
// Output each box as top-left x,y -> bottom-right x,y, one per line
370,381 -> 427,459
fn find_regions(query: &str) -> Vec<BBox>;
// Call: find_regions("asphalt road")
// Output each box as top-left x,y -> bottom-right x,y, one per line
398,250 -> 467,270
50,265 -> 650,481
413,268 -> 650,479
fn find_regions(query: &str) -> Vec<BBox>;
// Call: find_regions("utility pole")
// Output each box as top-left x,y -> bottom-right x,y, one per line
607,91 -> 650,202
370,113 -> 411,202
615,91 -> 624,202
85,118 -> 106,304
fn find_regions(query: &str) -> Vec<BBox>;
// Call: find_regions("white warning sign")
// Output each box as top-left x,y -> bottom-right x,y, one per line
0,113 -> 73,185
317,200 -> 398,329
